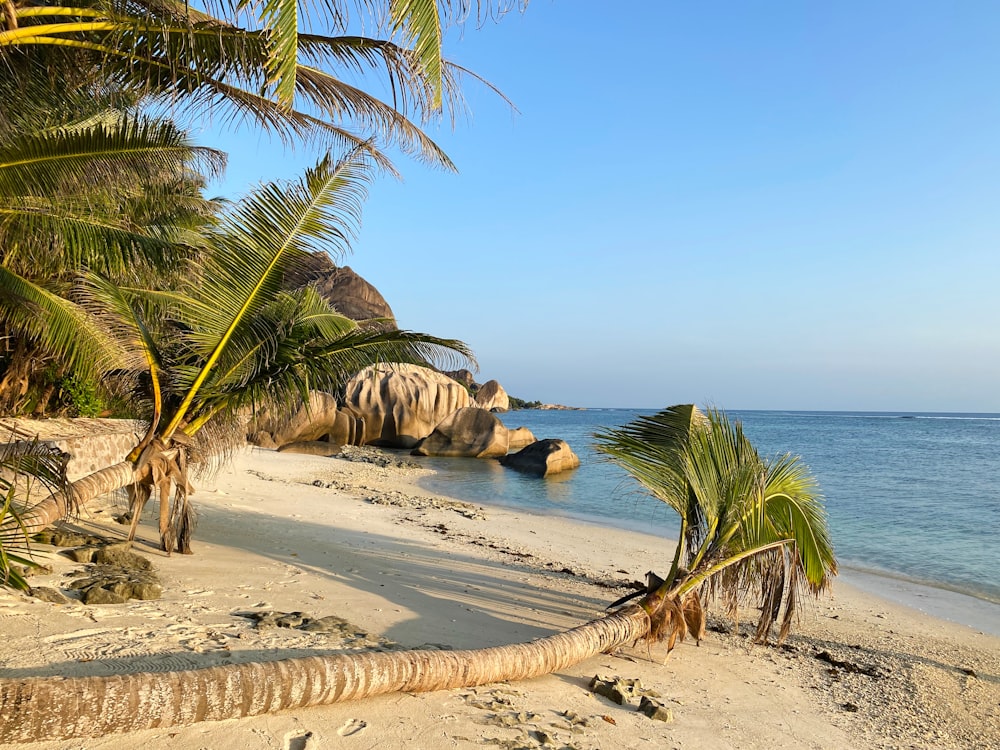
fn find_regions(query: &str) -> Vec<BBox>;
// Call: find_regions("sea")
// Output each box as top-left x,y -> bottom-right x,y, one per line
415,409 -> 1000,636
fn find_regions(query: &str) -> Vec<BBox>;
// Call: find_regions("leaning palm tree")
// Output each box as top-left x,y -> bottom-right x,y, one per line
0,0 -> 521,169
0,405 -> 836,742
594,404 -> 837,644
9,145 -> 473,553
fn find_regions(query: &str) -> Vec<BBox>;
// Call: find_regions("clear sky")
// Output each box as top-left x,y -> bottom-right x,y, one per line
198,2 -> 1000,411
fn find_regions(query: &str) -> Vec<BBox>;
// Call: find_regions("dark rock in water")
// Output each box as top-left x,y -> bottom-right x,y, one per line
507,426 -> 536,450
500,439 -> 580,477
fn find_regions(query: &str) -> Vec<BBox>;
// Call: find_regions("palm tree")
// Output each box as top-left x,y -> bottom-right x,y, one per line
594,404 -> 837,645
0,0 -> 521,169
10,146 -> 473,553
0,405 -> 836,742
0,93 -> 225,415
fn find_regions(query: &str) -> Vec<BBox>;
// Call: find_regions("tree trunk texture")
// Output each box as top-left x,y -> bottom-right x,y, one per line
0,605 -> 652,743
17,461 -> 136,537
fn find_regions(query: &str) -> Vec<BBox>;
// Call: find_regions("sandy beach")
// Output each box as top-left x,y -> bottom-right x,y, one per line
1,447 -> 997,749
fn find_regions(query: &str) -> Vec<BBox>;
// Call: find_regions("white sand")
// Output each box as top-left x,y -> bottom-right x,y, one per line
1,447 -> 997,749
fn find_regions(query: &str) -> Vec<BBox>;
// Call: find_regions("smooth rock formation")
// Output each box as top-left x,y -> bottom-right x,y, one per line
283,254 -> 395,323
342,364 -> 471,448
500,439 -> 581,477
474,380 -> 510,412
248,392 -> 364,449
507,426 -> 537,451
444,369 -> 476,389
412,407 -> 509,458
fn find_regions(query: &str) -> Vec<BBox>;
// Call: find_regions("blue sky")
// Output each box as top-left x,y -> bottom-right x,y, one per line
199,2 -> 1000,411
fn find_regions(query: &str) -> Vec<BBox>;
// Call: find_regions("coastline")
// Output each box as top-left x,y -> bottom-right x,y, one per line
417,459 -> 1000,639
1,447 -> 997,749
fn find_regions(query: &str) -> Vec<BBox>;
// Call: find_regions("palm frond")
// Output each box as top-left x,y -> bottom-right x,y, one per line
0,266 -> 127,380
159,147 -> 374,437
389,0 -> 443,108
595,404 -> 837,644
0,436 -> 71,590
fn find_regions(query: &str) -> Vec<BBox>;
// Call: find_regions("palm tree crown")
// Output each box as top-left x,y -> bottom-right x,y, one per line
595,404 -> 837,644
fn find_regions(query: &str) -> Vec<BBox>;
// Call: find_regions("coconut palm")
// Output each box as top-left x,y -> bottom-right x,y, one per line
0,0 -> 522,168
0,405 -> 835,742
594,404 -> 838,644
10,145 -> 473,553
0,92 -> 225,415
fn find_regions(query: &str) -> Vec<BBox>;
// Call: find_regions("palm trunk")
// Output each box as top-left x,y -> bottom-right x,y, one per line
0,604 -> 651,743
17,460 -> 136,537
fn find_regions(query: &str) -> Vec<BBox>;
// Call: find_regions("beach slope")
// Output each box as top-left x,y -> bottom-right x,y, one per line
1,449 -> 996,749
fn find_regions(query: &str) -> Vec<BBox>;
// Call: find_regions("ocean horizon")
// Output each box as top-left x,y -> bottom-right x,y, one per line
415,407 -> 1000,636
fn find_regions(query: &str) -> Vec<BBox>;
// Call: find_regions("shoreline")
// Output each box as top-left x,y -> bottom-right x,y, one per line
417,467 -> 1000,639
1,447 -> 997,749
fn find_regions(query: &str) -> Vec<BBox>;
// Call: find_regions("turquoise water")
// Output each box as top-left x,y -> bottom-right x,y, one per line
416,409 -> 1000,616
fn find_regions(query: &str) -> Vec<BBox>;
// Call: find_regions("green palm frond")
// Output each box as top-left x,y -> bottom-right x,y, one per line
256,0 -> 301,106
0,112 -> 224,200
159,147 -> 375,438
1,1 -> 480,165
594,404 -> 837,643
390,0 -> 444,108
594,404 -> 702,517
0,266 -> 127,380
0,436 -> 71,590
0,112 -> 224,280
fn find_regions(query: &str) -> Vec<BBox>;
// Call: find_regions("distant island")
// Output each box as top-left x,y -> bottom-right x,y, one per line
509,396 -> 583,411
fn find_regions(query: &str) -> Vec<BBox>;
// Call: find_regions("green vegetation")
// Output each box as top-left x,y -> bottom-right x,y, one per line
595,404 -> 836,644
0,0 -> 519,575
508,396 -> 543,410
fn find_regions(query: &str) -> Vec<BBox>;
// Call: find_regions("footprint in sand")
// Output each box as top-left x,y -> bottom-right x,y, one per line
284,730 -> 313,750
336,719 -> 367,737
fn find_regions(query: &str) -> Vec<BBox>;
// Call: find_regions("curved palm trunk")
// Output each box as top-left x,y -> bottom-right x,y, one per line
0,605 -> 651,743
16,460 -> 137,537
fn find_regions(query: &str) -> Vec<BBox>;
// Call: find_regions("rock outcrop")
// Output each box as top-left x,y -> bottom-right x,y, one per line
248,392 -> 365,449
500,439 -> 580,477
283,253 -> 395,323
443,369 -> 476,389
474,380 -> 510,412
342,364 -> 471,448
412,407 -> 509,458
507,426 -> 537,451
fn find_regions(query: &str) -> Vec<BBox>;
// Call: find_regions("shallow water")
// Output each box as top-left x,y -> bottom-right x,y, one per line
416,408 -> 1000,630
